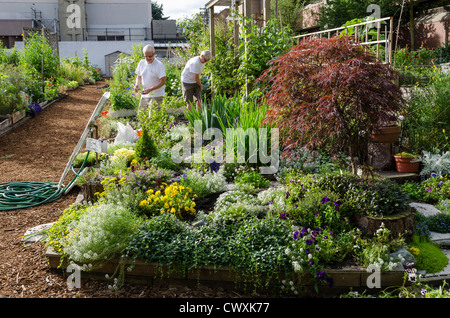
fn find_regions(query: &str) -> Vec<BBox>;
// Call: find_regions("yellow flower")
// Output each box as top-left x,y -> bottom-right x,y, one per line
164,203 -> 169,209
170,207 -> 176,214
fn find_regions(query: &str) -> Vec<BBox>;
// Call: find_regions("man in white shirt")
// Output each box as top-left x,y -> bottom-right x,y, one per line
134,44 -> 166,115
181,50 -> 212,111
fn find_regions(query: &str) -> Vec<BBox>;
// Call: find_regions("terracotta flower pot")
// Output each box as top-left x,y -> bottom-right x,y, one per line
370,125 -> 401,143
394,155 -> 420,173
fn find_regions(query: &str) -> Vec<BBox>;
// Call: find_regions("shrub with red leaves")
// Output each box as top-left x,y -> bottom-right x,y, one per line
256,36 -> 405,173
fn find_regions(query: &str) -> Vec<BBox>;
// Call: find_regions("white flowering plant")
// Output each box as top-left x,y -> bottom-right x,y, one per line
352,223 -> 405,271
213,190 -> 259,213
257,186 -> 288,213
179,166 -> 227,198
61,203 -> 141,268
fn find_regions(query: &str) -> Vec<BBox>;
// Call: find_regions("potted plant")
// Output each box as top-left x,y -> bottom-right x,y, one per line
369,115 -> 404,144
369,124 -> 402,143
394,152 -> 420,173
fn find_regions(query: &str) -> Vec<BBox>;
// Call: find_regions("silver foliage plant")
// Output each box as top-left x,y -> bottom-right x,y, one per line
415,150 -> 450,177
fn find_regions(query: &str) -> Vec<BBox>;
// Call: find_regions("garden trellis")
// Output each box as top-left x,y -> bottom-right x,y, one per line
291,17 -> 394,64
0,92 -> 110,211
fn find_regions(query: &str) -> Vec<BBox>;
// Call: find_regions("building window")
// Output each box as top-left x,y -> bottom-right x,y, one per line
97,35 -> 125,41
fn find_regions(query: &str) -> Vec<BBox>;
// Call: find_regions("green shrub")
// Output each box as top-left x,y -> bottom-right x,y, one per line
0,64 -> 34,114
234,170 -> 270,189
409,235 -> 449,274
437,199 -> 450,213
135,128 -> 159,161
306,173 -> 410,217
426,213 -> 450,233
227,216 -> 293,279
402,175 -> 450,203
20,32 -> 59,81
401,69 -> 450,153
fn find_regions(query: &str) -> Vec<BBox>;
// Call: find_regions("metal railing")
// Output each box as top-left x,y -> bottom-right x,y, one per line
291,17 -> 394,64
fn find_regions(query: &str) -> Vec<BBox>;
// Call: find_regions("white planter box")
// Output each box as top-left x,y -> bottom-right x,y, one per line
108,109 -> 137,118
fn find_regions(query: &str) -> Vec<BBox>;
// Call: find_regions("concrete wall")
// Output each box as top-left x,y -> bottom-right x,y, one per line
14,40 -> 155,76
0,1 -> 58,20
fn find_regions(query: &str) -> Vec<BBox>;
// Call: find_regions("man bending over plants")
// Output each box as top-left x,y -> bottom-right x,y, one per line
181,50 -> 212,111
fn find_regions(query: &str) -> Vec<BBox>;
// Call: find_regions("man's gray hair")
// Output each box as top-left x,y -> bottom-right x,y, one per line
143,44 -> 155,54
201,50 -> 212,60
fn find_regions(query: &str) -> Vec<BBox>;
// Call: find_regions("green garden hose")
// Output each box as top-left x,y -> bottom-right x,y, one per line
0,151 -> 90,211
0,92 -> 110,212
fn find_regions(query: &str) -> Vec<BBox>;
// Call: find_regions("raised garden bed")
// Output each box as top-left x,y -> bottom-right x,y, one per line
45,247 -> 406,296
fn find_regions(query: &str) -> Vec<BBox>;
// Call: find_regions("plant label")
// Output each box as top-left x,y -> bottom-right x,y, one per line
86,138 -> 107,154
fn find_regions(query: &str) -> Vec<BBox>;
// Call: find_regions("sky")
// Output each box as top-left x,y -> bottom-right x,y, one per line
157,0 -> 226,21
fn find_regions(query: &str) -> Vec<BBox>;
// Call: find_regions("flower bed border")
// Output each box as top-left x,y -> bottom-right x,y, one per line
45,247 -> 406,295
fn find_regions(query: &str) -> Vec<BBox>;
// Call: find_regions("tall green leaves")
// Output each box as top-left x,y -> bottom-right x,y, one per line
209,16 -> 292,95
20,32 -> 59,81
238,17 -> 292,93
402,68 -> 450,153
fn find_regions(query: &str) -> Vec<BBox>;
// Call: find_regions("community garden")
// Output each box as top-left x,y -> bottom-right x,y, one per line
1,14 -> 450,298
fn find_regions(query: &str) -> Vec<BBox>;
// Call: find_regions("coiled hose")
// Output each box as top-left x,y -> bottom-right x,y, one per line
0,151 -> 90,211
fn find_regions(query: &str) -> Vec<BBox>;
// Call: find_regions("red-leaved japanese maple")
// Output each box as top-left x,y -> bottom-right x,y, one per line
256,36 -> 405,174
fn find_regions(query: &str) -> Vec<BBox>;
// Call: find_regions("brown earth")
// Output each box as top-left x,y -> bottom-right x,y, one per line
0,81 -> 259,300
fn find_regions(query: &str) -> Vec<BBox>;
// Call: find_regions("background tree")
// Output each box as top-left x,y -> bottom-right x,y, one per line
257,36 -> 406,174
316,0 -> 401,30
151,1 -> 168,20
271,0 -> 309,33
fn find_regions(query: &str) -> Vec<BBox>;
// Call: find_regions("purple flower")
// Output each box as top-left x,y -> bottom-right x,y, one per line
321,196 -> 330,204
286,191 -> 290,199
317,270 -> 326,281
280,213 -> 287,220
268,200 -> 273,205
426,186 -> 433,193
334,200 -> 342,208
293,231 -> 299,240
